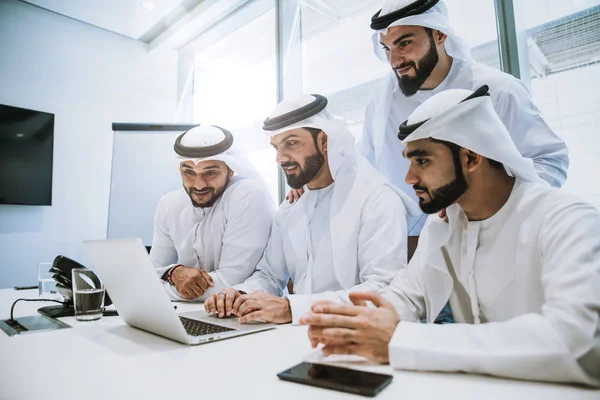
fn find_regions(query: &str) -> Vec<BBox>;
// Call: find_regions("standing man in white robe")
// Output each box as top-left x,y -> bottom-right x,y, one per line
301,86 -> 600,386
204,94 -> 421,324
360,0 -> 568,209
150,125 -> 274,301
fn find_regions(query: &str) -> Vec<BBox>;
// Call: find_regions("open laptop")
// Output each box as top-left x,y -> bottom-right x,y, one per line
83,238 -> 276,345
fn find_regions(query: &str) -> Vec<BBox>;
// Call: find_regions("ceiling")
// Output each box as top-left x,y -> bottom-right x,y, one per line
21,0 -> 201,42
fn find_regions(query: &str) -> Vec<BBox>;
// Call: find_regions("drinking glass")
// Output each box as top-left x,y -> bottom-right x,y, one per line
72,268 -> 105,321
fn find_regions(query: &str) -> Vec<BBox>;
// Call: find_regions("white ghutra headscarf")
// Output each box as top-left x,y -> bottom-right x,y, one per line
400,86 -> 546,185
370,0 -> 471,62
174,125 -> 263,183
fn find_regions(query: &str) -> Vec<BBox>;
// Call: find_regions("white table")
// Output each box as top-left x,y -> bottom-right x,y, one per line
0,289 -> 598,400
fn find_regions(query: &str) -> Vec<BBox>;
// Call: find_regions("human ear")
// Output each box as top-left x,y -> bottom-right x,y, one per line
434,29 -> 448,45
464,150 -> 483,172
320,132 -> 328,153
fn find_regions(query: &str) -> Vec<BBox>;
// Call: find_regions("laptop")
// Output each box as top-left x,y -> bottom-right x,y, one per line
83,238 -> 276,345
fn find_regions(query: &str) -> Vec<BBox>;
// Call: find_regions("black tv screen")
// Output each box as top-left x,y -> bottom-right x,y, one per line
0,104 -> 54,205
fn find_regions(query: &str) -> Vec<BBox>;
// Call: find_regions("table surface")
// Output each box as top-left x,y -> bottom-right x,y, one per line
0,289 -> 598,400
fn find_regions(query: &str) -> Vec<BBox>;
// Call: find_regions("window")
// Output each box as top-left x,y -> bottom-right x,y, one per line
189,1 -> 279,205
514,0 -> 600,209
187,0 -> 599,206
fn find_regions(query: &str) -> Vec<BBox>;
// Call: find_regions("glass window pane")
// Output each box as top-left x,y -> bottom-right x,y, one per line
299,0 -> 501,141
514,1 -> 600,209
192,6 -> 278,205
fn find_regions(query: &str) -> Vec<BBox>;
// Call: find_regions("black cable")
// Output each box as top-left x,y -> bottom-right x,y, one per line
9,298 -> 66,321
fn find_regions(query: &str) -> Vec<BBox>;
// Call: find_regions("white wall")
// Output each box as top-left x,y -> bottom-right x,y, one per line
532,64 -> 600,210
0,0 -> 178,288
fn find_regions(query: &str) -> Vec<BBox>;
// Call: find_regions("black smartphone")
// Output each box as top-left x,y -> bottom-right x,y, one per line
277,362 -> 393,397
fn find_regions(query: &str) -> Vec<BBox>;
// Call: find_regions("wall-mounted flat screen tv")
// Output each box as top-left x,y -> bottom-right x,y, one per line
0,104 -> 54,205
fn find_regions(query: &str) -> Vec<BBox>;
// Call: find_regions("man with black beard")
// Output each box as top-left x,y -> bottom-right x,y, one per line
150,125 -> 274,301
302,87 -> 600,386
354,0 -> 569,233
204,94 -> 420,324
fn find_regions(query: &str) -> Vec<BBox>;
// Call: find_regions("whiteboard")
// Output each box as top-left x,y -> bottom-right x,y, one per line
107,124 -> 198,245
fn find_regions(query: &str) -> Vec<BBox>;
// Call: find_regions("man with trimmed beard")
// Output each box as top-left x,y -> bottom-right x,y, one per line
301,87 -> 600,387
150,125 -> 274,301
204,94 -> 421,324
356,0 -> 568,226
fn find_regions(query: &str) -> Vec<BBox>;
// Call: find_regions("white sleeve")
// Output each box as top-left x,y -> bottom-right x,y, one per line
149,196 -> 178,277
493,80 -> 569,188
288,187 -> 410,324
234,215 -> 289,296
148,197 -> 188,301
388,201 -> 600,386
198,184 -> 275,299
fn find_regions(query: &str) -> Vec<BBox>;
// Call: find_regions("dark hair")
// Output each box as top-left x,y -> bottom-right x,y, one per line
432,139 -> 504,170
487,158 -> 504,170
424,27 -> 434,39
304,127 -> 322,148
432,139 -> 462,171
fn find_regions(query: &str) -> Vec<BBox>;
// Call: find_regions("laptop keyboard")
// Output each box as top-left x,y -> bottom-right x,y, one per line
179,316 -> 236,337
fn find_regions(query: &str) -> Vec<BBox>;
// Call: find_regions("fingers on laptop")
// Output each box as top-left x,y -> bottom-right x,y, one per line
213,288 -> 240,317
204,295 -> 217,313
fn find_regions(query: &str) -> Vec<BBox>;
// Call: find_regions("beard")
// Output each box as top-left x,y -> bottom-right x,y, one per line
282,150 -> 326,189
185,174 -> 231,208
395,34 -> 439,97
414,157 -> 468,214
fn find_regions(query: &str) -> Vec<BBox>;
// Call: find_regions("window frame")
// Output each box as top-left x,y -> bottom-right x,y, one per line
185,0 -> 522,204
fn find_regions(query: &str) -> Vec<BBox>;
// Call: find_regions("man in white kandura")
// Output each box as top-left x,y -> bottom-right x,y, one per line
359,0 -> 568,209
150,125 -> 274,301
204,94 -> 421,324
301,86 -> 600,386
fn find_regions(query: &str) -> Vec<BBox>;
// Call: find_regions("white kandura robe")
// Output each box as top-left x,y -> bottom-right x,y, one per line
150,176 -> 275,301
382,179 -> 600,386
360,57 -> 569,200
235,179 -> 410,325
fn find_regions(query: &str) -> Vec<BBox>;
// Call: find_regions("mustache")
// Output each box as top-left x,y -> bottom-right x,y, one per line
413,184 -> 429,193
393,61 -> 415,71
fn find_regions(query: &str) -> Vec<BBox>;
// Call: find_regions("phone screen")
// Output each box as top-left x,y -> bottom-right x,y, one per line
277,362 -> 393,397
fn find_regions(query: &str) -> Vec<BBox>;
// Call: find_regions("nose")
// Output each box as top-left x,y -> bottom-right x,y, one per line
405,164 -> 419,185
276,148 -> 290,165
389,48 -> 405,68
192,175 -> 208,190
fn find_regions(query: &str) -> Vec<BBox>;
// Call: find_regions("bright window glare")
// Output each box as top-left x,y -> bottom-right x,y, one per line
516,0 -> 600,209
193,8 -> 278,205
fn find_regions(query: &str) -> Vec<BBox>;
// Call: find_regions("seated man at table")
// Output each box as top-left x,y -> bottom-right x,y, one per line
150,125 -> 274,301
204,94 -> 422,324
301,86 -> 600,386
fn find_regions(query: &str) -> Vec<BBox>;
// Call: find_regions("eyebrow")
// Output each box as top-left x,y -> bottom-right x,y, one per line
181,163 -> 220,170
380,33 -> 415,48
271,134 -> 300,147
393,33 -> 415,46
404,149 -> 431,159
